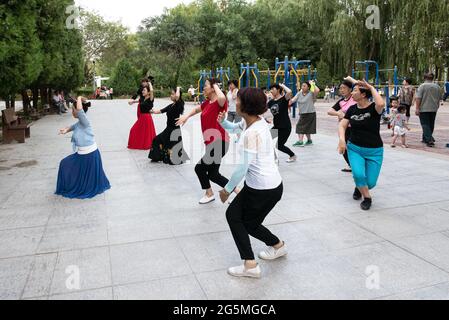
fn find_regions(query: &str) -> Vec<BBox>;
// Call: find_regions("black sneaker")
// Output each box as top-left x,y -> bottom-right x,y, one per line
353,188 -> 362,201
361,198 -> 372,211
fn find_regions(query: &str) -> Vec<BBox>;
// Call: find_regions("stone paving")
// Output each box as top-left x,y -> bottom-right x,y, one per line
1,99 -> 449,300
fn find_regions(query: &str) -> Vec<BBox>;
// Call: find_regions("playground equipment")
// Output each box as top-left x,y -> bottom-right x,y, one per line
239,63 -> 260,88
272,56 -> 318,118
215,67 -> 231,85
197,70 -> 212,103
352,60 -> 399,112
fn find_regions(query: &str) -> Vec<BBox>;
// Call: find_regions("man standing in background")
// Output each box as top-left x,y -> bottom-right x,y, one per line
415,73 -> 443,148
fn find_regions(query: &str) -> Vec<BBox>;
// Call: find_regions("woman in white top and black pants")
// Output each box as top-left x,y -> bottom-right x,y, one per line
226,80 -> 241,121
218,87 -> 287,279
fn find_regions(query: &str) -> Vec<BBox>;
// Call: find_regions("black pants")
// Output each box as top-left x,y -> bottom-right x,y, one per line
195,140 -> 229,190
419,112 -> 437,143
271,127 -> 295,157
343,128 -> 351,167
226,183 -> 283,260
403,103 -> 411,118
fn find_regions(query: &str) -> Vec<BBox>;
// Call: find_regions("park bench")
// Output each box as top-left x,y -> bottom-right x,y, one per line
1,108 -> 32,144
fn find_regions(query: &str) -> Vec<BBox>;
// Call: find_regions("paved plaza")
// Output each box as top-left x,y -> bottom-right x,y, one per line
1,99 -> 449,300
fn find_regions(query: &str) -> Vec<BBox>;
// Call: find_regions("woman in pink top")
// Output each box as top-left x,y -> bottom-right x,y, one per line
328,80 -> 356,173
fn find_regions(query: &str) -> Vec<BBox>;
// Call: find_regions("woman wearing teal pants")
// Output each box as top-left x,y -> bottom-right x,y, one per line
338,78 -> 386,211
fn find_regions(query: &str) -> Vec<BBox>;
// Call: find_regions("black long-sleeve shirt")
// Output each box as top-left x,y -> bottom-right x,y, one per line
161,100 -> 185,127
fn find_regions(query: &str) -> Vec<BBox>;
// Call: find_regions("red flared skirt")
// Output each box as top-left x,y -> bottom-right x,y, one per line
128,112 -> 156,150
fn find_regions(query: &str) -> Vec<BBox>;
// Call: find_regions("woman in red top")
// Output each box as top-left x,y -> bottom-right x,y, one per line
177,78 -> 235,204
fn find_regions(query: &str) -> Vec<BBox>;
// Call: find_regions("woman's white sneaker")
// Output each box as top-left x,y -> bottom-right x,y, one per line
227,265 -> 261,279
286,156 -> 297,163
199,195 -> 215,204
259,243 -> 288,260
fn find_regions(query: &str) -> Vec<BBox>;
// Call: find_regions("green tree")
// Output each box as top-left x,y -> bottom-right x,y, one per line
0,0 -> 43,108
109,59 -> 139,96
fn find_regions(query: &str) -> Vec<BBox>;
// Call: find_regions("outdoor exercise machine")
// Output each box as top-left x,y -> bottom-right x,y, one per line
239,63 -> 260,88
272,56 -> 318,118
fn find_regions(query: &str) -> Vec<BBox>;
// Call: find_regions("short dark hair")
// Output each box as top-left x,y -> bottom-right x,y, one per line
340,80 -> 353,90
424,73 -> 435,81
302,82 -> 312,89
228,80 -> 238,87
398,105 -> 407,113
404,78 -> 413,85
206,78 -> 220,87
356,85 -> 373,99
238,87 -> 267,116
390,96 -> 399,101
269,84 -> 283,93
141,78 -> 149,83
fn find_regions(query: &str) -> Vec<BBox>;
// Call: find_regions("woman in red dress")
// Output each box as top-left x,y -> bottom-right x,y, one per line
128,83 -> 156,150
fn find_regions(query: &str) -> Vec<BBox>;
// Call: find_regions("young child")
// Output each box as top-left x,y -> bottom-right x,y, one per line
391,105 -> 411,148
388,96 -> 399,136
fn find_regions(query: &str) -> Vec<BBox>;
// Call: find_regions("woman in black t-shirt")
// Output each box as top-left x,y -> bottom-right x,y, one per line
338,78 -> 386,211
149,87 -> 189,165
267,83 -> 297,163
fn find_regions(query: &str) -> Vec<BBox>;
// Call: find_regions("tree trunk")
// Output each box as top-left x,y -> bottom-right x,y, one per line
40,87 -> 48,105
21,90 -> 31,115
5,97 -> 10,108
32,87 -> 39,110
10,97 -> 15,109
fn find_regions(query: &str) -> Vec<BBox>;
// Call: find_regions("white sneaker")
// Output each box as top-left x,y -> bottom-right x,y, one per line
286,156 -> 297,163
227,264 -> 261,279
199,195 -> 215,204
259,243 -> 288,261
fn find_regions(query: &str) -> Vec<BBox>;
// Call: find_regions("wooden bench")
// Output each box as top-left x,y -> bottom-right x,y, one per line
1,108 -> 32,144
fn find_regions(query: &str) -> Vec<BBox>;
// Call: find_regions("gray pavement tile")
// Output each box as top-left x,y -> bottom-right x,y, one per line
0,227 -> 45,259
22,253 -> 58,299
377,282 -> 449,300
110,239 -> 192,285
0,206 -> 51,230
0,256 -> 33,300
113,275 -> 206,300
49,287 -> 113,300
107,212 -> 173,245
38,221 -> 108,253
391,232 -> 449,273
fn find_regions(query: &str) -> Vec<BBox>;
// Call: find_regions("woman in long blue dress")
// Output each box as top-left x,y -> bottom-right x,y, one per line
56,96 -> 111,199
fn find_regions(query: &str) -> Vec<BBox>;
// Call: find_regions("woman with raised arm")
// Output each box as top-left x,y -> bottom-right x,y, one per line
56,97 -> 111,199
149,87 -> 189,165
176,78 -> 237,204
291,80 -> 320,147
328,80 -> 357,173
338,77 -> 386,211
128,83 -> 156,150
218,87 -> 286,279
267,83 -> 297,163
